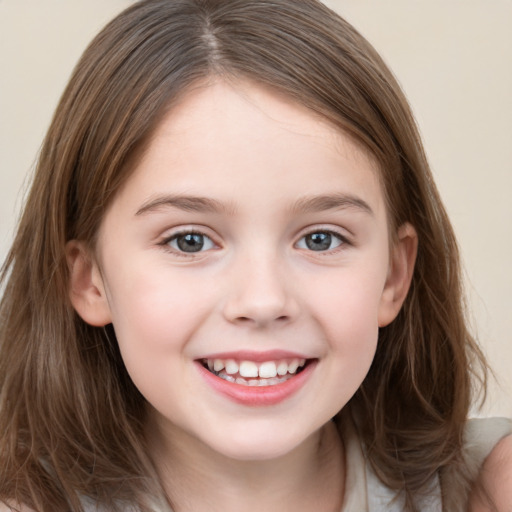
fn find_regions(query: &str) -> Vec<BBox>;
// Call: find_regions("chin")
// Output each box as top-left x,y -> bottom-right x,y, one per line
216,443 -> 298,462
203,424 -> 315,462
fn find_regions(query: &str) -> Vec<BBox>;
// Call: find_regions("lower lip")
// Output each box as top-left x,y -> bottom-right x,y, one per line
196,360 -> 317,407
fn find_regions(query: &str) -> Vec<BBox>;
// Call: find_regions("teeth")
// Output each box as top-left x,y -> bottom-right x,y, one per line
288,359 -> 299,374
205,357 -> 308,381
276,361 -> 288,376
226,374 -> 292,386
239,361 -> 259,378
218,372 -> 292,387
258,361 -> 277,378
225,359 -> 239,375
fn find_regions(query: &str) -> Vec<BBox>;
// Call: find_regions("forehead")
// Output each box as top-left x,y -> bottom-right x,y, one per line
111,79 -> 385,219
154,78 -> 376,162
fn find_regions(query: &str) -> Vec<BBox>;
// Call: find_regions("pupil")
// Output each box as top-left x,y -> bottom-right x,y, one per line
306,232 -> 331,251
177,234 -> 204,252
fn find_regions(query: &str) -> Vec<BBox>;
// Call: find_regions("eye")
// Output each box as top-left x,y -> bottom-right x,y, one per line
165,231 -> 216,253
296,231 -> 345,252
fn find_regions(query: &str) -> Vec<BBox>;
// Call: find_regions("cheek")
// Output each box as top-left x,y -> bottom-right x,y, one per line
306,264 -> 386,341
103,266 -> 219,411
104,264 -> 217,370
323,286 -> 380,371
302,286 -> 380,421
301,262 -> 385,399
320,282 -> 382,410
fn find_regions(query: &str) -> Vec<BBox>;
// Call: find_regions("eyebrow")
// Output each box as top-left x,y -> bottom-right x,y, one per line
135,194 -> 233,216
135,192 -> 373,217
291,193 -> 374,215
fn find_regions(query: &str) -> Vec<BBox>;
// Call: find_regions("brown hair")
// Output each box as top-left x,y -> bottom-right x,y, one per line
0,0 -> 486,510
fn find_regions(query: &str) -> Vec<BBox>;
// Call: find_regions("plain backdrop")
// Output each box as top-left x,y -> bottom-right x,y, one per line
1,1 -> 511,417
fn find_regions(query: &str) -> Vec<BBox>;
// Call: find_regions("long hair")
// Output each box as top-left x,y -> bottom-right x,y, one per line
0,1 -> 486,510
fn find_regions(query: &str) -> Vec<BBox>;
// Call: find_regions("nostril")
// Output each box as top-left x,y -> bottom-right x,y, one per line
222,290 -> 298,326
233,314 -> 290,325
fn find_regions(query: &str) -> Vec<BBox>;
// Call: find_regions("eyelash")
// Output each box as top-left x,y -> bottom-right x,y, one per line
159,227 -> 350,256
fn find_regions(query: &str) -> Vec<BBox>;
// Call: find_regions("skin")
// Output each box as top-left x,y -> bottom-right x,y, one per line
469,434 -> 512,511
68,79 -> 419,511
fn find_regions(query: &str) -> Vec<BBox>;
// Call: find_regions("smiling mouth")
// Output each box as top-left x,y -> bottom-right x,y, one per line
200,358 -> 311,387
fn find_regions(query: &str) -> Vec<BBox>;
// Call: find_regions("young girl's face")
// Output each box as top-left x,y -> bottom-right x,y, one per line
74,79 -> 414,462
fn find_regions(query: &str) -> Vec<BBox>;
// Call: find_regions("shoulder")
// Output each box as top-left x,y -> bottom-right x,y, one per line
440,417 -> 512,511
468,433 -> 512,511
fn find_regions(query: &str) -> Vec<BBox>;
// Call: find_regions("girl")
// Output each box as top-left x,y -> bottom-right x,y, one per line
0,1 -> 510,510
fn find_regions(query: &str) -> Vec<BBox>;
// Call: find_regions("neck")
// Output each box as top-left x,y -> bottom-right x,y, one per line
146,415 -> 345,512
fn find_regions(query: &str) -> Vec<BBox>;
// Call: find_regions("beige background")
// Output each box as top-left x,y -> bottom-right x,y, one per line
1,1 -> 511,417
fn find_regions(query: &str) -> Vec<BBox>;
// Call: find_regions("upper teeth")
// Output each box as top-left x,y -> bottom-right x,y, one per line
206,358 -> 306,379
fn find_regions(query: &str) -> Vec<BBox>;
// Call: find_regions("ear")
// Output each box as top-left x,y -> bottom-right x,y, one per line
378,223 -> 418,327
66,240 -> 112,326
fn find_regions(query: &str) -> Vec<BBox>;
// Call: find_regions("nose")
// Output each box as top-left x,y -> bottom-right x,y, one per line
222,252 -> 299,328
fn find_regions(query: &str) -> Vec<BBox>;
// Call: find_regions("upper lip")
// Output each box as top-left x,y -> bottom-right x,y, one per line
196,350 -> 313,362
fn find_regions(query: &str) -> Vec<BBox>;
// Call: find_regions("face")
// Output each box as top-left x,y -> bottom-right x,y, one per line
71,80 -> 414,462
